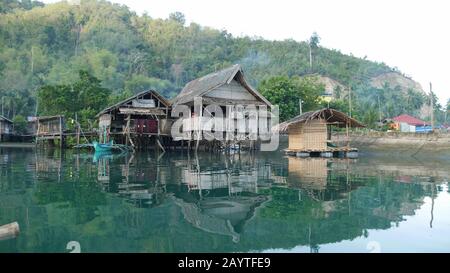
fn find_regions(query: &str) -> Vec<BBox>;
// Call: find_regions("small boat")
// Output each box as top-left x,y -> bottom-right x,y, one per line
92,140 -> 114,152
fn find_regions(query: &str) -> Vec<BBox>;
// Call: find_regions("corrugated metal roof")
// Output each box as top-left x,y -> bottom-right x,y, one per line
392,114 -> 429,126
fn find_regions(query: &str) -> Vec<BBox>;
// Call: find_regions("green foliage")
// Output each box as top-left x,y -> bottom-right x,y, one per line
0,0 -> 395,122
37,70 -> 111,129
259,75 -> 324,121
12,114 -> 27,134
0,0 -> 446,127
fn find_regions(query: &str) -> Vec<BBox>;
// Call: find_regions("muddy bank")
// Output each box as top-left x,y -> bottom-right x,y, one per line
333,132 -> 450,158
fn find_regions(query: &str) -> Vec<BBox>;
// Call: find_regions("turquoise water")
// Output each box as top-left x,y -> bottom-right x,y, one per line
0,147 -> 449,253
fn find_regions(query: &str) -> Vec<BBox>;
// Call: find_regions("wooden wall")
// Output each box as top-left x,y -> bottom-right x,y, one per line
288,119 -> 327,150
0,121 -> 12,134
37,118 -> 64,135
206,80 -> 257,101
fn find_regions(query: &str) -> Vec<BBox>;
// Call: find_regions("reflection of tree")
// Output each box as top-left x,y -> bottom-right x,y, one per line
0,148 -> 442,253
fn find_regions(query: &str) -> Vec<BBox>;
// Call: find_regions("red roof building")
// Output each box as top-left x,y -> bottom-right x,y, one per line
392,114 -> 430,126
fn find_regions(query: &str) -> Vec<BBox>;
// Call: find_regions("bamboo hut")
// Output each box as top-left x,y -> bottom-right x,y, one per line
96,90 -> 171,150
32,115 -> 66,148
275,108 -> 364,157
170,64 -> 272,151
0,115 -> 13,142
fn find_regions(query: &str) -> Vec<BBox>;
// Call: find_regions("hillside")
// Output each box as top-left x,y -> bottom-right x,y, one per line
370,72 -> 425,94
0,0 -> 434,123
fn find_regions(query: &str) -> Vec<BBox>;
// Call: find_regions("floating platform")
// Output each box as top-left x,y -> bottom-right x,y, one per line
285,147 -> 359,158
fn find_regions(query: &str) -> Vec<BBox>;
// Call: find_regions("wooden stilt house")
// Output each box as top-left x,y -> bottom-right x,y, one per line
0,115 -> 13,142
33,115 -> 66,148
170,64 -> 272,150
95,90 -> 171,150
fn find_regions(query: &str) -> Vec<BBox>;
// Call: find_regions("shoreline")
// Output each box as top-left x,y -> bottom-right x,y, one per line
0,142 -> 36,148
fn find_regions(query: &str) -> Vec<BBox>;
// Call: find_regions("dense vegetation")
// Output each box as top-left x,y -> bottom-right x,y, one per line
0,0 -> 448,128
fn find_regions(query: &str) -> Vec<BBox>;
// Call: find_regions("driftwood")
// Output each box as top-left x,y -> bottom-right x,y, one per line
0,222 -> 20,241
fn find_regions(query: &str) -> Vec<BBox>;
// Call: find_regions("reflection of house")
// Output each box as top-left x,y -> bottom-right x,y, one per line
172,194 -> 268,243
0,115 -> 13,142
287,158 -> 328,190
387,114 -> 431,133
181,169 -> 258,194
96,90 -> 171,149
276,108 -> 364,156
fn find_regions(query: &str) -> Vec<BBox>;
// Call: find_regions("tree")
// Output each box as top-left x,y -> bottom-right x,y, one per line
37,71 -> 111,129
12,114 -> 27,134
259,75 -> 324,121
169,11 -> 186,25
309,32 -> 320,70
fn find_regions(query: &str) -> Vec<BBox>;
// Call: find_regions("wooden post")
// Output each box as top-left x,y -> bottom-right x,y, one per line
346,121 -> 349,149
36,117 -> 40,147
0,222 -> 20,241
59,116 -> 63,149
75,113 -> 80,146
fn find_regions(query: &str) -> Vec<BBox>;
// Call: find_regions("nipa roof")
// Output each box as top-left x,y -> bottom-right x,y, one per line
0,115 -> 12,123
170,64 -> 271,107
274,108 -> 365,133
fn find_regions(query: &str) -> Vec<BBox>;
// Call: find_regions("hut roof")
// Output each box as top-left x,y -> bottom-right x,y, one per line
96,90 -> 170,117
274,108 -> 364,133
170,64 -> 272,107
0,115 -> 12,123
392,114 -> 430,126
36,115 -> 64,121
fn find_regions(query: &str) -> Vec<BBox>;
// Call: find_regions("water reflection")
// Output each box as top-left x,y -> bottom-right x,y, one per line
0,147 -> 448,252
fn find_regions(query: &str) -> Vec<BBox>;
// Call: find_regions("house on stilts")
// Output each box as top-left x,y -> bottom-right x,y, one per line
95,90 -> 171,150
275,108 -> 364,158
0,115 -> 13,142
31,115 -> 66,148
170,64 -> 273,151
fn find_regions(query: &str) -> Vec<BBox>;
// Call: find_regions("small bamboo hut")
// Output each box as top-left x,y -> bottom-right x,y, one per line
33,115 -> 66,148
0,115 -> 13,142
275,108 -> 364,157
96,90 -> 171,150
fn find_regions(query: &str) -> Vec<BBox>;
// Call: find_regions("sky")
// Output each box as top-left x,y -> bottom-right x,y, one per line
43,0 -> 449,105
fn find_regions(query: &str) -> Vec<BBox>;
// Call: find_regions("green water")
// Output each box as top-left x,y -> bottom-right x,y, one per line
0,147 -> 449,253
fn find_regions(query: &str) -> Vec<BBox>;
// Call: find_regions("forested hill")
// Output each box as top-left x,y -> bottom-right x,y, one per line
0,0 -> 427,120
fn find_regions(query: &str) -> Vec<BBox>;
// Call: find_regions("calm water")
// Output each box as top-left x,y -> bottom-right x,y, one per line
0,147 -> 449,253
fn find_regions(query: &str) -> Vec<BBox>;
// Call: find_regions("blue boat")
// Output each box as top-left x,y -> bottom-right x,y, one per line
92,140 -> 114,152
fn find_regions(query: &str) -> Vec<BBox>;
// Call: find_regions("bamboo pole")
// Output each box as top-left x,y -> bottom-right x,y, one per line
0,222 -> 20,241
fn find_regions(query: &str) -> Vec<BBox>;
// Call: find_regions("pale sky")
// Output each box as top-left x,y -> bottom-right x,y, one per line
43,0 -> 449,105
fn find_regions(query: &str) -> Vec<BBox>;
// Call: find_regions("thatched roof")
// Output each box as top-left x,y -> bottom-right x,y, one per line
0,115 -> 12,123
170,64 -> 271,107
274,108 -> 364,133
96,90 -> 170,117
36,115 -> 64,122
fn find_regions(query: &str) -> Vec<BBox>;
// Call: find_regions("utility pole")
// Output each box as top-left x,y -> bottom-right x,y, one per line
299,99 -> 303,115
430,82 -> 434,131
1,97 -> 3,117
377,95 -> 382,122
